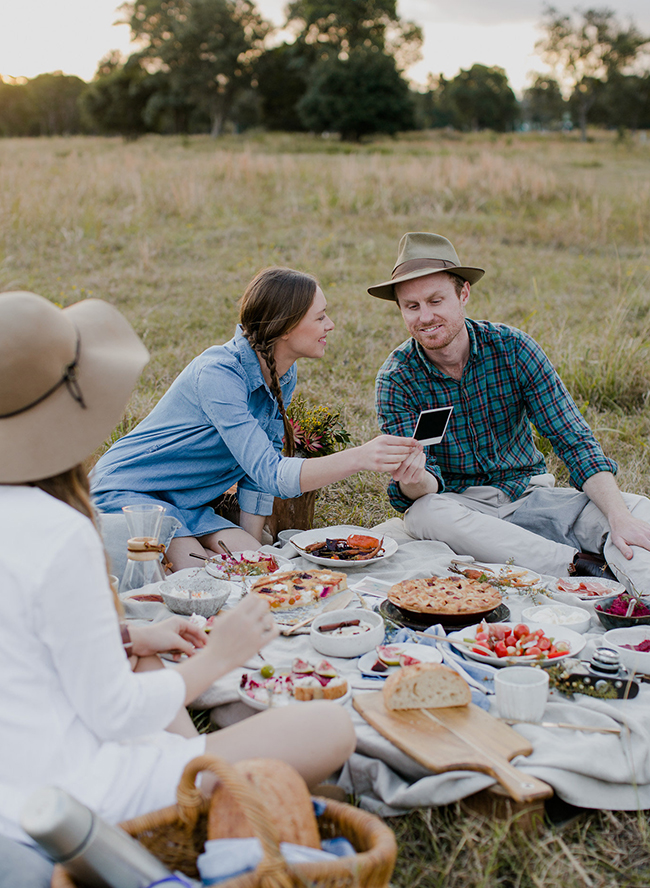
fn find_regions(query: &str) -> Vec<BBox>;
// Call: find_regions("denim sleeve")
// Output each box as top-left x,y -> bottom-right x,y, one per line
195,358 -> 304,503
375,365 -> 445,512
515,332 -> 618,489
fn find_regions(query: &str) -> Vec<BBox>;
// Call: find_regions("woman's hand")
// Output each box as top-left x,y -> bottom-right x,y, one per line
204,593 -> 278,674
356,435 -> 421,473
128,617 -> 208,659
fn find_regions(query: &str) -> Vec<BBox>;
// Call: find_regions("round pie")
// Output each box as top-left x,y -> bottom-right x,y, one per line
388,576 -> 502,615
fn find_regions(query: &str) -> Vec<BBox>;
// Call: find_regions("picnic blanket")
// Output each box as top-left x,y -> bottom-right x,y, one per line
122,518 -> 650,815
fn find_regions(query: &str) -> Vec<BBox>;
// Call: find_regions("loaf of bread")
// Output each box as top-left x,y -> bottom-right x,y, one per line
207,758 -> 321,848
382,663 -> 471,711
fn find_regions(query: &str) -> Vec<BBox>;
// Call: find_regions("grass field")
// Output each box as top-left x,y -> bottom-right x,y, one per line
2,128 -> 650,885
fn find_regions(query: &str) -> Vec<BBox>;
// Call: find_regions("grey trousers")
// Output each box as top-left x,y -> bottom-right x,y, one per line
404,474 -> 650,595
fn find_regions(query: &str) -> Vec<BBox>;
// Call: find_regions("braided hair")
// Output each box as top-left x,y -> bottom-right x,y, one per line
240,267 -> 318,457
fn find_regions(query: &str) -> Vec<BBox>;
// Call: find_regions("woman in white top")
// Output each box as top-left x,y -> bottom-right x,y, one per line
0,291 -> 355,847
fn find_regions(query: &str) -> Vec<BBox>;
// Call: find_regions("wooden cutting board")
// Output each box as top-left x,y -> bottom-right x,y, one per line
354,692 -> 552,803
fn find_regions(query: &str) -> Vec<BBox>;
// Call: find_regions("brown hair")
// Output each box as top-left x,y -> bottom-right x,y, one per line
240,267 -> 318,457
30,464 -> 123,615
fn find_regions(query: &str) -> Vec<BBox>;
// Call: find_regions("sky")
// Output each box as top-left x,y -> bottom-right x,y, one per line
2,0 -> 650,95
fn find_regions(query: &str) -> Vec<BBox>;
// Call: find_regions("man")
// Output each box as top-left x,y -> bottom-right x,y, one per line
371,231 -> 650,592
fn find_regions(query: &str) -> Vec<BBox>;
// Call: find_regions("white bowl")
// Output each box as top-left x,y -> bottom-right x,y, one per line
159,574 -> 231,617
310,608 -> 384,658
603,627 -> 650,674
522,604 -> 592,635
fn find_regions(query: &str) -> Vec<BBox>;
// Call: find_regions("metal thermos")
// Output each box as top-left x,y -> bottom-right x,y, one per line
21,786 -> 174,888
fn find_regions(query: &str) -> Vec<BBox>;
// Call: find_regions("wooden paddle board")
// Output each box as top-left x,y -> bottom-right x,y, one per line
354,692 -> 552,803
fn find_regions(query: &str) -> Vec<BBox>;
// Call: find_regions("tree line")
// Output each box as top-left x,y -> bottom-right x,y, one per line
1,2 -> 648,141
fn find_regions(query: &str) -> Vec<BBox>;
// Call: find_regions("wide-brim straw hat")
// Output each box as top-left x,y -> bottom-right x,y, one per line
368,232 -> 485,301
0,292 -> 149,483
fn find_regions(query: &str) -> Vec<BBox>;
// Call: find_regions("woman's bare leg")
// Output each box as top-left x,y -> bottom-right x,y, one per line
133,655 -> 199,738
200,527 -> 262,555
204,702 -> 355,788
166,536 -> 210,572
167,526 -> 263,572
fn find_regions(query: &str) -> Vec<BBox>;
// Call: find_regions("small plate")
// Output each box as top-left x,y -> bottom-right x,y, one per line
447,621 -> 585,667
450,562 -> 543,589
238,669 -> 351,711
204,550 -> 293,583
289,525 -> 398,568
548,576 -> 626,602
357,642 -> 443,678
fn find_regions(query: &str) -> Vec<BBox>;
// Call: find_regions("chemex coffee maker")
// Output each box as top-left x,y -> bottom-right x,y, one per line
566,646 -> 639,699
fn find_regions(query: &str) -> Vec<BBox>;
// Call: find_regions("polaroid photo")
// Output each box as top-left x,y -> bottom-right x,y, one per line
412,406 -> 453,445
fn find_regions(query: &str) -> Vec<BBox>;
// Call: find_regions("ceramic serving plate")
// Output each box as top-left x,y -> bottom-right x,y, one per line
289,525 -> 398,568
357,642 -> 443,678
447,621 -> 585,667
238,669 -> 351,711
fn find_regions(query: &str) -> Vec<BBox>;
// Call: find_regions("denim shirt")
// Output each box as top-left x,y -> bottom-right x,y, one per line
91,327 -> 304,516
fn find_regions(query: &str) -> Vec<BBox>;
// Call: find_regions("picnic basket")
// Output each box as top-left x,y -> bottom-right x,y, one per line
51,754 -> 397,888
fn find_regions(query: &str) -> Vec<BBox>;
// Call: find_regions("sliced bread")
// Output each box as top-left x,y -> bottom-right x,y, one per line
383,662 -> 471,711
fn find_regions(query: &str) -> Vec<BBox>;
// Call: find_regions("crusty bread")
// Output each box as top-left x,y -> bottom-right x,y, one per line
383,663 -> 471,711
207,758 -> 321,848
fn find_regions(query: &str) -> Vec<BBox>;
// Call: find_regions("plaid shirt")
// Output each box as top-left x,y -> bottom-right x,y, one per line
376,319 -> 617,513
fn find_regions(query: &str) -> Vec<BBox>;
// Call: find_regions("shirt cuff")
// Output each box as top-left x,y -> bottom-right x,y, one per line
275,456 -> 305,499
237,487 -> 275,516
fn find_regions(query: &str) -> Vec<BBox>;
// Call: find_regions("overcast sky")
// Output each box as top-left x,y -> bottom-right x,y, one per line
2,0 -> 649,94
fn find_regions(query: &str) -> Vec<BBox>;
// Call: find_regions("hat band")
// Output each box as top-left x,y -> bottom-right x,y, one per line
392,258 -> 457,279
0,332 -> 87,420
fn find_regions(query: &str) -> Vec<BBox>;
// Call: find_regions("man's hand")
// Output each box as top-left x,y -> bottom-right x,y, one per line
607,512 -> 650,560
392,447 -> 439,501
583,471 -> 650,560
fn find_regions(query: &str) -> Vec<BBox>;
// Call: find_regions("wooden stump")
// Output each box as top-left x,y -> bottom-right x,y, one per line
265,491 -> 317,540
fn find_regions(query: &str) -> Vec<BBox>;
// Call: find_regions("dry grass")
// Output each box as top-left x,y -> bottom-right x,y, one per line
2,128 -> 650,885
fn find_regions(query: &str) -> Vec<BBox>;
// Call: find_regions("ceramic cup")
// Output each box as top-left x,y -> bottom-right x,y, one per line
494,666 -> 549,722
277,529 -> 302,543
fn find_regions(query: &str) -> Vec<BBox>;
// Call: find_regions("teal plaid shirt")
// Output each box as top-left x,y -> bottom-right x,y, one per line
376,319 -> 617,513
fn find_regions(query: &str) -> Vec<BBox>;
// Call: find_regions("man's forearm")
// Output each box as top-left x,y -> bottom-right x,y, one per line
582,472 -> 630,524
398,471 -> 440,502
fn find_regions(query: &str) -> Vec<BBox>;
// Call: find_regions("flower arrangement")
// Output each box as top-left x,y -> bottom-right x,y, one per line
286,394 -> 351,458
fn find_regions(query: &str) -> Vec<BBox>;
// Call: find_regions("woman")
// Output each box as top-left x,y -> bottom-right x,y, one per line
91,267 -> 419,570
0,291 -> 355,848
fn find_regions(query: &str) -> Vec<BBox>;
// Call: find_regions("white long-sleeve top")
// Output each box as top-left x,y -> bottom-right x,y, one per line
0,486 -> 186,840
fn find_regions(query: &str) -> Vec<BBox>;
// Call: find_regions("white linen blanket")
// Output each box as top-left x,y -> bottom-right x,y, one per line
122,518 -> 650,815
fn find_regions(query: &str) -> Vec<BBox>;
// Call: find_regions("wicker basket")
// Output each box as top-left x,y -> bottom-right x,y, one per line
51,754 -> 397,888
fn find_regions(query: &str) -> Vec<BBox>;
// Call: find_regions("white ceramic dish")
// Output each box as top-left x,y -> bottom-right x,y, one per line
548,576 -> 626,602
238,669 -> 351,711
522,604 -> 592,635
204,550 -> 293,584
447,621 -> 585,667
357,642 -> 443,678
159,574 -> 231,617
289,525 -> 398,568
450,562 -> 543,589
602,628 -> 650,674
310,608 -> 384,658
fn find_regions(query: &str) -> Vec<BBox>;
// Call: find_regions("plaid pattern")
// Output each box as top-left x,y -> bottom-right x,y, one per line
376,319 -> 617,513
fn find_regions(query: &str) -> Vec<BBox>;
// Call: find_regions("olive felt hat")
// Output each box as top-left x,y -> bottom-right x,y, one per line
0,292 -> 149,483
367,232 -> 485,301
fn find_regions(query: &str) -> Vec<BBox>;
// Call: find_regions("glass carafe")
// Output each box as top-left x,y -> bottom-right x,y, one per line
119,504 -> 167,593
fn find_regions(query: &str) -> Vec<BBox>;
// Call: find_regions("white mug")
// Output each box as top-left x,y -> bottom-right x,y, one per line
494,666 -> 549,722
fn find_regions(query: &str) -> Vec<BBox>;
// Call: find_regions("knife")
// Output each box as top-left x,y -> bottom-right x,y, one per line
281,589 -> 355,636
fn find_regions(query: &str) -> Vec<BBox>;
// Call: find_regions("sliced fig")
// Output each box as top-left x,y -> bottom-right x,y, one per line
315,659 -> 338,678
376,644 -> 402,666
291,658 -> 314,674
